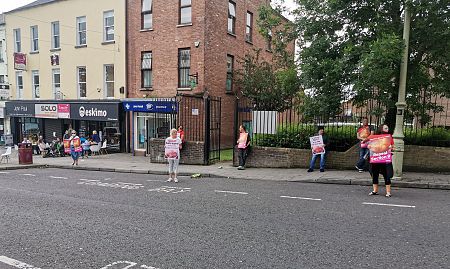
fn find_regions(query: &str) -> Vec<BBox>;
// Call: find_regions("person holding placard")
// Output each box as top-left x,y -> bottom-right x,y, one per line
237,125 -> 251,170
307,127 -> 329,172
165,128 -> 183,183
367,124 -> 394,197
355,118 -> 374,172
69,130 -> 82,166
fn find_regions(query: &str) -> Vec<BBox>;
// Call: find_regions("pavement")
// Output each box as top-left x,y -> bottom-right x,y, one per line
0,152 -> 449,190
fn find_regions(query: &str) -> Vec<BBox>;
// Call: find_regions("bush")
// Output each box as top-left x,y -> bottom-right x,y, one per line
253,125 -> 450,151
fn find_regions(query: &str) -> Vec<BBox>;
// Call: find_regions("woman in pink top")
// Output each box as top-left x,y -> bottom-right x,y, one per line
237,125 -> 251,170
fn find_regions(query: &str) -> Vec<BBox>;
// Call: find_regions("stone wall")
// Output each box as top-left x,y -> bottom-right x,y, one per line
149,138 -> 204,165
234,144 -> 450,172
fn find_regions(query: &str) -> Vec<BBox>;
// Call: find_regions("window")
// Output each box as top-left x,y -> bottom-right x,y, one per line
178,48 -> 190,88
0,41 -> 4,62
267,29 -> 272,51
228,1 -> 236,34
142,0 -> 152,29
77,66 -> 87,98
226,55 -> 234,93
246,12 -> 253,42
51,21 -> 60,49
179,0 -> 192,25
141,52 -> 152,88
13,29 -> 21,52
0,75 -> 5,84
104,11 -> 114,41
76,16 -> 87,46
52,68 -> 60,99
32,70 -> 40,99
16,71 -> 23,99
104,64 -> 114,98
30,26 -> 39,52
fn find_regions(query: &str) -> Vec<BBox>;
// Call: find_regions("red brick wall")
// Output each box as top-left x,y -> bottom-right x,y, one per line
127,0 -> 295,147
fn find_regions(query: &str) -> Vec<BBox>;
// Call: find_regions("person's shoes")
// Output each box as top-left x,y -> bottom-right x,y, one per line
320,169 -> 325,172
385,193 -> 392,197
358,169 -> 364,173
167,178 -> 173,182
307,168 -> 313,172
174,178 -> 179,183
355,165 -> 360,171
237,166 -> 243,170
369,191 -> 378,196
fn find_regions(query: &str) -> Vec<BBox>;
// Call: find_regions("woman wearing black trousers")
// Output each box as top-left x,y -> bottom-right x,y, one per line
368,124 -> 394,197
237,125 -> 251,170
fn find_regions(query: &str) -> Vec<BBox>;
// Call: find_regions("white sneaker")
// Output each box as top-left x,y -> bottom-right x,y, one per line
174,178 -> 179,183
167,178 -> 173,182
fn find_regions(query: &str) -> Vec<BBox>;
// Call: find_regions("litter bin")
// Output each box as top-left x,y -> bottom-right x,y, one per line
18,143 -> 33,165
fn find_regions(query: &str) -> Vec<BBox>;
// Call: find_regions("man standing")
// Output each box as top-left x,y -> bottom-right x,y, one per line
355,118 -> 374,172
307,127 -> 329,173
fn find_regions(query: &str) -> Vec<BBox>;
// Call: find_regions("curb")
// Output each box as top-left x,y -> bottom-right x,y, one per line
1,164 -> 449,191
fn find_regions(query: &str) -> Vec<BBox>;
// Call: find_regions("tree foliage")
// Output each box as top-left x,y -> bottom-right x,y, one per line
262,0 -> 450,126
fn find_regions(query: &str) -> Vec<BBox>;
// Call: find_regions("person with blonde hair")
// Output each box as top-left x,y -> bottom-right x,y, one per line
165,128 -> 183,183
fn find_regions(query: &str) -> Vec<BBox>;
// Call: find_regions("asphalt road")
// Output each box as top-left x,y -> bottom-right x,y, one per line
0,168 -> 449,269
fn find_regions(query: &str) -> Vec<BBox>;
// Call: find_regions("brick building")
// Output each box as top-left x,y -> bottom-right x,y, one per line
126,0 -> 294,154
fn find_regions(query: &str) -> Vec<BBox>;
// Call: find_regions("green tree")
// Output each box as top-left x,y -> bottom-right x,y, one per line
263,0 -> 450,126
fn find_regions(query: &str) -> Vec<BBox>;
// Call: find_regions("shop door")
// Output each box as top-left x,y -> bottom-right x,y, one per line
146,117 -> 158,154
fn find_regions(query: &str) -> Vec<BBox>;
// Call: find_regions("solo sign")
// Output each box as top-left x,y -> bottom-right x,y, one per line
35,104 -> 58,118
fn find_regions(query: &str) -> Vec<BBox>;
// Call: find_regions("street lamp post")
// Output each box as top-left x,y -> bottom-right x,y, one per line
392,2 -> 411,179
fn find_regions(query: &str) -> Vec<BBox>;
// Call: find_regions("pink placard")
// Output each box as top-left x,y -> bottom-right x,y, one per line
368,134 -> 393,164
58,104 -> 70,119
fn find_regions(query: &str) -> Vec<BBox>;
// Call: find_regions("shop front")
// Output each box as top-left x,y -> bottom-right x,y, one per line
122,99 -> 177,155
5,101 -> 125,152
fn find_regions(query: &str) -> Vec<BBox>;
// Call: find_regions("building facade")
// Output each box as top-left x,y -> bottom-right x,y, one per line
4,0 -> 127,148
0,13 -> 10,142
126,0 -> 294,154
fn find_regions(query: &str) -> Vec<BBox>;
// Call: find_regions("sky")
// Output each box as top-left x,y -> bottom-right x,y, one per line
0,0 -> 297,16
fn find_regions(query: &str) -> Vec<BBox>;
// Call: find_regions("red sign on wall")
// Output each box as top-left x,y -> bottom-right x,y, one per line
14,53 -> 27,70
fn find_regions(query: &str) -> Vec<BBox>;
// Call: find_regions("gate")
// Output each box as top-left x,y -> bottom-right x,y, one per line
176,94 -> 221,165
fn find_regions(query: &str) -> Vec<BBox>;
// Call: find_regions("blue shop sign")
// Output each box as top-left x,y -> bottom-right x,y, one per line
123,101 -> 177,113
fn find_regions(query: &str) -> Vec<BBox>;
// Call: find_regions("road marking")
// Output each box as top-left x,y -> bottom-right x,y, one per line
117,182 -> 143,186
146,179 -> 164,182
215,190 -> 248,195
141,265 -> 159,269
100,261 -> 137,269
21,174 -> 36,177
280,195 -> 322,201
362,202 -> 416,208
148,186 -> 191,193
0,171 -> 10,174
0,256 -> 41,269
49,176 -> 68,179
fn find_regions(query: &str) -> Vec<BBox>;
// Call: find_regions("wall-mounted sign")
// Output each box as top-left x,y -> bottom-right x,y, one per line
122,100 -> 177,113
50,54 -> 59,66
5,102 -> 35,117
70,103 -> 119,121
57,104 -> 70,118
0,84 -> 9,99
35,104 -> 58,119
14,53 -> 27,70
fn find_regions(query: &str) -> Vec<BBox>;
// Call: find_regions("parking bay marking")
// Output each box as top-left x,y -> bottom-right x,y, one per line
100,261 -> 159,269
0,255 -> 41,269
280,195 -> 322,201
362,202 -> 416,208
148,186 -> 191,194
49,176 -> 68,179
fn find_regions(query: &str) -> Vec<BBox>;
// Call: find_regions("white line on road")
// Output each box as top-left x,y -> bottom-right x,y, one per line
215,190 -> 248,195
0,256 -> 41,269
117,182 -> 143,186
362,202 -> 416,208
141,265 -> 160,269
0,171 -> 10,174
21,174 -> 36,177
280,195 -> 322,201
49,176 -> 68,179
100,261 -> 137,269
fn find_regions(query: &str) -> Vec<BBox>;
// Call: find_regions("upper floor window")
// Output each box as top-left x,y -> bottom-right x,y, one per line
228,1 -> 236,34
77,66 -> 87,98
104,64 -> 115,98
104,10 -> 115,42
51,21 -> 60,49
13,29 -> 21,52
141,52 -> 152,88
226,55 -> 234,93
52,68 -> 60,99
0,41 -> 4,62
16,71 -> 24,100
76,16 -> 87,46
179,0 -> 192,25
178,48 -> 191,88
30,25 -> 39,52
142,0 -> 152,29
32,70 -> 40,99
246,12 -> 253,43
